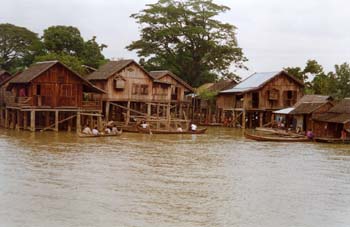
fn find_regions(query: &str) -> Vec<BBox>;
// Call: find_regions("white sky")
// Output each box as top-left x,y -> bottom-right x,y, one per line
1,0 -> 350,77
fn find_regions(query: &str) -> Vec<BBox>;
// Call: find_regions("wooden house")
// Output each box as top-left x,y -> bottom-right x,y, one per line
273,95 -> 334,132
312,98 -> 350,139
86,60 -> 174,125
2,61 -> 105,132
219,71 -> 304,128
149,70 -> 194,118
195,79 -> 237,124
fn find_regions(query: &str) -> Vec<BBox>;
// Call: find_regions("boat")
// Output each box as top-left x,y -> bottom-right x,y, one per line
136,126 -> 207,134
244,131 -> 310,142
78,130 -> 122,138
314,137 -> 350,144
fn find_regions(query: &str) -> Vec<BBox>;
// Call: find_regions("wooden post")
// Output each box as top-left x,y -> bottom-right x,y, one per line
105,101 -> 110,121
242,111 -> 246,129
259,112 -> 264,127
147,103 -> 151,121
23,111 -> 28,130
45,112 -> 50,127
126,101 -> 130,125
54,111 -> 59,132
97,115 -> 102,131
166,103 -> 171,129
179,104 -> 183,119
16,110 -> 20,130
156,104 -> 160,129
30,110 -> 35,132
11,110 -> 16,129
5,109 -> 8,129
67,114 -> 72,132
76,112 -> 81,133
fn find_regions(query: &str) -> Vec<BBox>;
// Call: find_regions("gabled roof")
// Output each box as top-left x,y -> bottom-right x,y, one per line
312,98 -> 350,124
208,79 -> 237,93
149,70 -> 194,92
0,70 -> 9,76
8,61 -> 105,94
86,59 -> 154,81
221,71 -> 303,94
293,95 -> 332,107
290,95 -> 333,115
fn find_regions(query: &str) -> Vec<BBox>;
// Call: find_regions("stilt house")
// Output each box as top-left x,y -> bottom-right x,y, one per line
2,61 -> 105,132
86,60 -> 174,126
219,71 -> 304,128
149,70 -> 194,119
312,98 -> 350,139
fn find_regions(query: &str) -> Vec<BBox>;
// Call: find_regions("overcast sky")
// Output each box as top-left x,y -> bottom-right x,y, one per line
1,0 -> 350,77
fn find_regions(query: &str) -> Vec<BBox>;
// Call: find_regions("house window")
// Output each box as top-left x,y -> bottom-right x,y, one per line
132,84 -> 139,95
61,84 -> 73,97
268,89 -> 279,100
115,79 -> 125,90
140,85 -> 149,95
36,85 -> 41,96
287,90 -> 293,100
127,67 -> 136,77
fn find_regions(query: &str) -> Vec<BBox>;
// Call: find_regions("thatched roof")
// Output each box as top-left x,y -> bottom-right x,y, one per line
150,70 -> 194,92
313,98 -> 350,123
8,61 -> 105,94
86,59 -> 154,81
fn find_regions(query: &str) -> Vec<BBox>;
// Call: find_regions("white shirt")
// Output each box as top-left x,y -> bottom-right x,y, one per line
82,127 -> 92,135
92,128 -> 99,136
191,124 -> 197,131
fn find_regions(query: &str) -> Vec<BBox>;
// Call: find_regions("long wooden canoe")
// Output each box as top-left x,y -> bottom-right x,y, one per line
78,130 -> 122,138
314,137 -> 350,144
244,131 -> 310,142
137,126 -> 207,134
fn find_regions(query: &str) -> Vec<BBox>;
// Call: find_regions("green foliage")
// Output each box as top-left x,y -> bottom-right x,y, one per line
197,87 -> 217,101
334,63 -> 350,99
35,53 -> 85,75
42,25 -> 107,69
127,0 -> 247,87
0,23 -> 42,73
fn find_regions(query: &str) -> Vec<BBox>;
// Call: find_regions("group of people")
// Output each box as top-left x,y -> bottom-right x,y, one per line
139,120 -> 197,132
82,121 -> 119,136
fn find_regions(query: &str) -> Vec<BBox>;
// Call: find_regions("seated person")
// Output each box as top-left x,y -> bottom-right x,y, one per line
82,125 -> 92,135
190,123 -> 197,131
176,126 -> 183,132
92,127 -> 100,136
306,130 -> 314,139
140,121 -> 148,129
105,127 -> 111,134
112,126 -> 119,134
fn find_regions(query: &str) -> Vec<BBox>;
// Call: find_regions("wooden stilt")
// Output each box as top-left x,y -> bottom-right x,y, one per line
30,110 -> 35,132
11,110 -> 16,129
54,111 -> 59,132
105,101 -> 110,121
242,111 -> 246,129
259,112 -> 264,127
147,103 -> 151,121
16,110 -> 21,130
248,113 -> 253,128
166,103 -> 171,129
45,111 -> 50,127
126,101 -> 130,125
97,115 -> 102,131
76,112 -> 81,133
23,111 -> 28,130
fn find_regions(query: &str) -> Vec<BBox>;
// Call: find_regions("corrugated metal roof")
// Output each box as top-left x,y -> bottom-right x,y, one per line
273,107 -> 295,114
221,71 -> 280,93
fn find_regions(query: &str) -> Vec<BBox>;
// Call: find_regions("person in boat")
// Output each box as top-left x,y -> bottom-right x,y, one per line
82,125 -> 92,135
105,127 -> 112,134
176,125 -> 183,132
112,125 -> 119,134
341,128 -> 347,140
306,129 -> 314,139
92,126 -> 100,136
140,120 -> 149,129
190,122 -> 197,131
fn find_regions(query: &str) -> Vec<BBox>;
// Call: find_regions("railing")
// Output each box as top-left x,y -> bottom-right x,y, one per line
82,100 -> 101,110
153,93 -> 169,102
5,96 -> 33,107
235,101 -> 243,109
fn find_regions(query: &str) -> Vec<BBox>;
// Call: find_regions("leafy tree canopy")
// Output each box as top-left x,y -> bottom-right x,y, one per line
0,23 -> 42,73
127,0 -> 247,87
34,53 -> 85,75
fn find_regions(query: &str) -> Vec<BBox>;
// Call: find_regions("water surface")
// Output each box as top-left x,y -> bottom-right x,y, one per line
0,128 -> 350,227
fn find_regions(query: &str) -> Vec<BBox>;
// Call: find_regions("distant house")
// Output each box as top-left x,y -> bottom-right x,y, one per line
2,61 -> 105,132
86,60 -> 174,124
220,71 -> 304,128
150,70 -> 194,118
312,98 -> 350,139
273,95 -> 334,132
0,70 -> 11,84
195,79 -> 237,124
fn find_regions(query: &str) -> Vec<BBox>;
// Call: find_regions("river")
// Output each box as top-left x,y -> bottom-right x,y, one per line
0,127 -> 350,227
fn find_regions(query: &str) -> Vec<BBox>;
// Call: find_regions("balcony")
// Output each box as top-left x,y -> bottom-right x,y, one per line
5,96 -> 33,107
235,101 -> 243,109
152,93 -> 169,102
82,100 -> 101,110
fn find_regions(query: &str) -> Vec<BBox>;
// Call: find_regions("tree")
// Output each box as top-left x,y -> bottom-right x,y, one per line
334,63 -> 350,99
42,25 -> 107,69
127,0 -> 247,87
0,23 -> 42,72
34,53 -> 85,75
81,36 -> 107,69
42,26 -> 85,56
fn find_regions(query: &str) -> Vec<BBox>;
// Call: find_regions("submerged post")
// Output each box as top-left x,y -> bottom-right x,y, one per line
30,110 -> 35,132
54,111 -> 59,132
76,112 -> 81,133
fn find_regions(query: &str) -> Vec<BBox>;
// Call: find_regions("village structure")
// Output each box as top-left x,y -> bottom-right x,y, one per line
0,60 -> 349,142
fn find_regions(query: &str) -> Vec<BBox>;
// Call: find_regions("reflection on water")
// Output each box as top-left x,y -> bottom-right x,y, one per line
0,128 -> 350,227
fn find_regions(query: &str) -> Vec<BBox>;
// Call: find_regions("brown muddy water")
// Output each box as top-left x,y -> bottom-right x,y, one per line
0,127 -> 350,227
